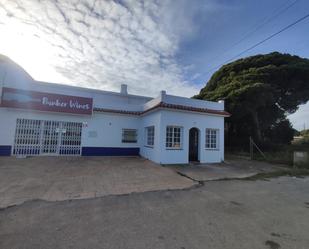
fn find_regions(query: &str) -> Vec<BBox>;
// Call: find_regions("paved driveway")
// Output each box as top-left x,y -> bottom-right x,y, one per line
0,156 -> 194,208
167,157 -> 284,181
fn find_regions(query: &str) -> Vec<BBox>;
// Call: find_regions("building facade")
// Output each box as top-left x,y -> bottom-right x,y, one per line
0,57 -> 230,164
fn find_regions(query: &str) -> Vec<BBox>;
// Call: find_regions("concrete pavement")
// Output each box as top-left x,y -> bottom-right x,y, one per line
0,156 -> 195,208
167,157 -> 284,181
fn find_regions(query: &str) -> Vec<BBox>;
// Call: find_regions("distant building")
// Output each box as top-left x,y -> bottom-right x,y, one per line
0,58 -> 230,164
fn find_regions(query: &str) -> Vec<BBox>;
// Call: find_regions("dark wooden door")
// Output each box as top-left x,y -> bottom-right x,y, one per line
189,128 -> 199,162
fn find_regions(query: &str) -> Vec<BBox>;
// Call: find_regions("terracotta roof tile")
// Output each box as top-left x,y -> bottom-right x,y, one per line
93,102 -> 231,117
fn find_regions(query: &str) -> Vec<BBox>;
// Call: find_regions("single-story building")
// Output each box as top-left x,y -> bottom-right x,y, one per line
0,57 -> 230,164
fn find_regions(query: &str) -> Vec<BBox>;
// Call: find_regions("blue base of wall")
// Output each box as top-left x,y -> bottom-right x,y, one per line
0,145 -> 11,156
81,147 -> 140,156
0,146 -> 139,157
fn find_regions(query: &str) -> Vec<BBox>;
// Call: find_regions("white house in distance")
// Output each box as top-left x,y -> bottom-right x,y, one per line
0,56 -> 230,164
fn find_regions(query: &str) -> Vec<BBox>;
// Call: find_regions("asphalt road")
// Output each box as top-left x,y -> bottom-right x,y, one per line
1,177 -> 309,249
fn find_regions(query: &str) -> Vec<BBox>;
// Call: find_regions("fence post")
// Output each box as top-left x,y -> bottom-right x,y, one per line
249,136 -> 253,160
249,136 -> 267,160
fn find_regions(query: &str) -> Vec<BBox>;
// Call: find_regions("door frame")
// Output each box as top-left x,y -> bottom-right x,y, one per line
188,127 -> 200,162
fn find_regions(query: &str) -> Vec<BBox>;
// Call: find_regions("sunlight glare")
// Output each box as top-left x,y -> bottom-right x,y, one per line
0,19 -> 68,83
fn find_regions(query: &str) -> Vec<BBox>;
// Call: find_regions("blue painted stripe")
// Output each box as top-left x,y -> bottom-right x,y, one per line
82,147 -> 140,156
0,145 -> 11,156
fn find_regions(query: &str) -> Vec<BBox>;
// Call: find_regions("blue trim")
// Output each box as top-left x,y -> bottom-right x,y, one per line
0,145 -> 11,156
82,147 -> 140,156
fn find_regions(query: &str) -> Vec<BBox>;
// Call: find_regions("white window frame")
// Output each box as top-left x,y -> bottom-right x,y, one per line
122,129 -> 137,143
166,126 -> 183,150
205,128 -> 219,150
145,126 -> 155,147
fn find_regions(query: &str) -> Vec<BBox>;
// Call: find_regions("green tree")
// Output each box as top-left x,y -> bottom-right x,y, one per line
195,52 -> 309,147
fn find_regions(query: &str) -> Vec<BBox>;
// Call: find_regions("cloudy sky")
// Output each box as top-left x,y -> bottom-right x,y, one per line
0,0 -> 308,130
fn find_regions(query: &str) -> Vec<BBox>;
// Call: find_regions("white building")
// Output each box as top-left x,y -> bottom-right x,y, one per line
0,56 -> 230,164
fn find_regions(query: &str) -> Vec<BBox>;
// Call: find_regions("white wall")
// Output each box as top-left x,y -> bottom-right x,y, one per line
84,112 -> 140,148
0,108 -> 225,163
158,110 -> 225,164
139,112 -> 162,163
162,94 -> 224,110
0,108 -> 142,150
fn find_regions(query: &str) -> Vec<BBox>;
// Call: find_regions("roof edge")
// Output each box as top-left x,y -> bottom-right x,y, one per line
94,102 -> 231,117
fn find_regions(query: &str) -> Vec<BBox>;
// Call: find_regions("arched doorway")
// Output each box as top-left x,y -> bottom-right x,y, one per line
189,128 -> 199,162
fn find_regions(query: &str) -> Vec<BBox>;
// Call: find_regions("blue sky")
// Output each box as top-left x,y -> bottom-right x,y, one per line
0,0 -> 308,130
176,0 -> 309,85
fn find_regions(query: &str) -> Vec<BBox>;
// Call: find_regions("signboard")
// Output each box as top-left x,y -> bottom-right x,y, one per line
1,87 -> 93,115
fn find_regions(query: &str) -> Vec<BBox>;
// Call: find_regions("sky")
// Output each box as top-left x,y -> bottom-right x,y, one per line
0,0 -> 308,130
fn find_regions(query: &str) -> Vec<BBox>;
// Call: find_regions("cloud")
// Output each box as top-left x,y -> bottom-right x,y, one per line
288,102 -> 309,131
0,0 -> 204,97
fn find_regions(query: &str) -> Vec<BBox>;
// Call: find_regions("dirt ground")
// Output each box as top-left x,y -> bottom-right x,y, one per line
0,156 -> 194,208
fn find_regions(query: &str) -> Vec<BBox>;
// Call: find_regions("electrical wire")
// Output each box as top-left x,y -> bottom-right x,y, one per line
203,12 -> 309,76
220,0 -> 300,55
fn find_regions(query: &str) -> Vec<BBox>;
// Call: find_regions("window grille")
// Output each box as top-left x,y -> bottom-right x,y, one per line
13,118 -> 82,156
13,119 -> 42,155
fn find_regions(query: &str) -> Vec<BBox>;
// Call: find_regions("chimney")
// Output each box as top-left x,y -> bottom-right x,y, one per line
160,90 -> 166,101
120,84 -> 128,95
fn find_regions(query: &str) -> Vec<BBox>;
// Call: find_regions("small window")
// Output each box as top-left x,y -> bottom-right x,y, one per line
122,129 -> 137,143
166,126 -> 182,149
205,129 -> 219,149
145,126 -> 155,147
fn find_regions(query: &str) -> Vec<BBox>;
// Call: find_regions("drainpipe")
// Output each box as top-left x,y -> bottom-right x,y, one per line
0,65 -> 7,105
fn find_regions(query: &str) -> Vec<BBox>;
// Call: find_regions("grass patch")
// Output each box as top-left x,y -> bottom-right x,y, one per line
244,168 -> 309,180
227,144 -> 309,167
255,151 -> 293,166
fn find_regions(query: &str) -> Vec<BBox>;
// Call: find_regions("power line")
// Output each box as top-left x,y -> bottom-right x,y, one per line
202,0 -> 300,71
221,0 -> 300,54
203,12 -> 309,76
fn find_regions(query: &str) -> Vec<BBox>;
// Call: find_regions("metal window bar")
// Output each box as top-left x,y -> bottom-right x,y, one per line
13,118 -> 82,156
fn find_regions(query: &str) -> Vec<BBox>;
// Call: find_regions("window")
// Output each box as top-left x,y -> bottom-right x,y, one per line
122,129 -> 137,143
145,126 -> 155,147
166,126 -> 182,149
205,129 -> 219,149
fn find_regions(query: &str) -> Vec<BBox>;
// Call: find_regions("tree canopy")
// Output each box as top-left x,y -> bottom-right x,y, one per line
194,52 -> 309,147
